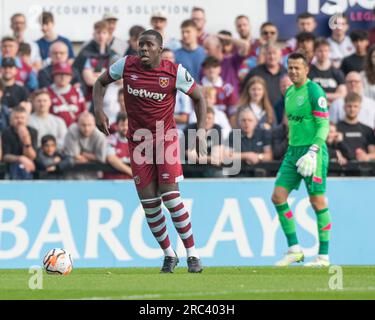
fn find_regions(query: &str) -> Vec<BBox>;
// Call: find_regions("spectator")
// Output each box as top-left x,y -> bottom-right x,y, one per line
286,12 -> 317,53
0,80 -> 10,133
326,122 -> 349,166
241,43 -> 287,107
102,12 -> 126,58
36,11 -> 75,65
218,30 -> 234,57
271,115 -> 289,161
228,106 -> 272,166
184,106 -> 224,169
47,62 -> 86,127
203,35 -> 248,98
125,25 -> 146,56
271,115 -> 288,161
361,45 -> 375,100
150,10 -> 181,50
238,22 -> 280,80
258,22 -> 279,47
79,20 -> 115,103
161,48 -> 192,133
309,38 -> 346,104
188,86 -> 231,140
295,32 -> 316,65
330,71 -> 375,129
0,57 -> 30,110
191,7 -> 209,46
201,56 -> 237,120
234,15 -> 252,45
273,74 -> 293,124
341,29 -> 368,75
10,13 -> 42,71
18,43 -> 32,69
35,134 -> 73,179
28,89 -> 67,149
117,87 -> 126,113
370,8 -> 375,46
38,41 -> 83,89
327,14 -> 355,68
73,20 -> 115,77
1,36 -> 38,91
63,112 -> 107,179
103,80 -> 124,127
175,19 -> 206,82
104,112 -> 132,180
337,92 -> 375,162
237,76 -> 276,130
2,106 -> 37,179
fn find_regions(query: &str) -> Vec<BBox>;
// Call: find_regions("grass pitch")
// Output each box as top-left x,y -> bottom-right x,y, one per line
0,266 -> 374,300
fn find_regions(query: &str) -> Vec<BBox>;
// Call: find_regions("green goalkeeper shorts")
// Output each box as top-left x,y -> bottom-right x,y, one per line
275,144 -> 329,196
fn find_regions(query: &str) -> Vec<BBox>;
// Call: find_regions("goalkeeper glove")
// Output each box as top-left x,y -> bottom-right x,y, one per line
296,145 -> 319,177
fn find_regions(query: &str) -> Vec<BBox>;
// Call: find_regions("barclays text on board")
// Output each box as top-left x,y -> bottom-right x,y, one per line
0,179 -> 374,269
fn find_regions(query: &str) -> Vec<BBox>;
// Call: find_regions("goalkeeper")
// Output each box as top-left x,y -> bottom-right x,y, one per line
272,53 -> 331,267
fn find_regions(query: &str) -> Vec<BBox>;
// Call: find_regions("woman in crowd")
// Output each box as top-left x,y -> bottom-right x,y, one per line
361,45 -> 375,100
236,76 -> 276,130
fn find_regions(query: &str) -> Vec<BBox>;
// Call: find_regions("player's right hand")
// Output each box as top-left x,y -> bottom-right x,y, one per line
95,110 -> 110,136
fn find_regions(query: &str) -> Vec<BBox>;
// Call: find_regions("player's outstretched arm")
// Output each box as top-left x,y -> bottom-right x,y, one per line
189,85 -> 208,158
93,71 -> 116,136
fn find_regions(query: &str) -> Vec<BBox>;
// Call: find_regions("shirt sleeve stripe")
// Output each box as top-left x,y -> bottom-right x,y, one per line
186,82 -> 197,95
313,110 -> 329,119
109,56 -> 127,81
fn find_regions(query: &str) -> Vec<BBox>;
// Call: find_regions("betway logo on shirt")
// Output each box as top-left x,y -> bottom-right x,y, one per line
127,85 -> 167,101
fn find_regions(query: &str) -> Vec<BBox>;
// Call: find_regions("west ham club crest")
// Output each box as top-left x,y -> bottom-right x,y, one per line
159,77 -> 169,88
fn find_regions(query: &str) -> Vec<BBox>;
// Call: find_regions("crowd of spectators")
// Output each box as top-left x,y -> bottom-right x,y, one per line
0,8 -> 375,180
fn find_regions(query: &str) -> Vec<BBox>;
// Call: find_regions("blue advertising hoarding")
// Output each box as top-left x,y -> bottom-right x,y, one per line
268,0 -> 374,39
0,178 -> 374,269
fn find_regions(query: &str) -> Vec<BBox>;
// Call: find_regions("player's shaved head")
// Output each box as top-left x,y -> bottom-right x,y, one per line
140,29 -> 163,46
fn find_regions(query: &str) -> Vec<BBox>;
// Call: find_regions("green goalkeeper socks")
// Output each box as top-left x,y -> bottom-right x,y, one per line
315,208 -> 331,255
275,202 -> 298,247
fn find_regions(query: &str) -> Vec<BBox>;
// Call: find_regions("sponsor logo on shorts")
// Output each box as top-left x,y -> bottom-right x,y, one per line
161,173 -> 170,180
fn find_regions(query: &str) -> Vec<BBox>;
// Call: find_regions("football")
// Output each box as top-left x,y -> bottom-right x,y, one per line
43,249 -> 73,275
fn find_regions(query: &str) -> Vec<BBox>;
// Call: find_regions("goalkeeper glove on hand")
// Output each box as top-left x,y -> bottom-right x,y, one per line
296,145 -> 319,177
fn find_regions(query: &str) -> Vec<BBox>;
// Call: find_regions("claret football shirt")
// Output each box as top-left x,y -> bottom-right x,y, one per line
109,55 -> 196,139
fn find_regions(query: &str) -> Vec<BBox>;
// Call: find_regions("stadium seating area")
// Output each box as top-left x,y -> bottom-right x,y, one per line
0,8 -> 375,180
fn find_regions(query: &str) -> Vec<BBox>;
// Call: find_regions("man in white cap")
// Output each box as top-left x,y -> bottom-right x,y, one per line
103,12 -> 127,57
150,10 -> 181,50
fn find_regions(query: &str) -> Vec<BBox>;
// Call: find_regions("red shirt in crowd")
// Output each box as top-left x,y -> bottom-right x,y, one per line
103,132 -> 132,180
48,84 -> 86,127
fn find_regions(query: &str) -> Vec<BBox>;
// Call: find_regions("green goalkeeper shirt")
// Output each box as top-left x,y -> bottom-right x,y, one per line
285,79 -> 329,148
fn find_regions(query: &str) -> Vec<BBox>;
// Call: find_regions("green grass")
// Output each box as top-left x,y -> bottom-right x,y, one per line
0,266 -> 375,300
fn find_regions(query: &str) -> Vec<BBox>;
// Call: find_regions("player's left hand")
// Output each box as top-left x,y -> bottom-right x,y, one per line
296,147 -> 317,177
95,110 -> 110,136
